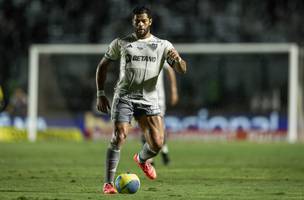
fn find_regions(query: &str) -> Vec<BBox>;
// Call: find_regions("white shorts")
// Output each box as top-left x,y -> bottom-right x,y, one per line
111,97 -> 161,123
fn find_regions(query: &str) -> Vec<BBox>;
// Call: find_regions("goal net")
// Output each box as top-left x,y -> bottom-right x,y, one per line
28,43 -> 303,142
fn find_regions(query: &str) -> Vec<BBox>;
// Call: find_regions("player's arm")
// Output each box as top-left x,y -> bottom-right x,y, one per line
165,66 -> 179,106
167,49 -> 187,74
96,57 -> 112,113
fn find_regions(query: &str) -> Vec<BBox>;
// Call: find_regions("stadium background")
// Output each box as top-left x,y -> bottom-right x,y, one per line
1,1 -> 304,200
0,0 -> 304,141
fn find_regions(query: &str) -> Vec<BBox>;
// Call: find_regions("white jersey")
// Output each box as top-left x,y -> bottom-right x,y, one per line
104,33 -> 174,106
156,63 -> 170,115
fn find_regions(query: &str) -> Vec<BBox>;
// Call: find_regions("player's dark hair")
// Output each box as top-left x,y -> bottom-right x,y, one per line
132,6 -> 152,19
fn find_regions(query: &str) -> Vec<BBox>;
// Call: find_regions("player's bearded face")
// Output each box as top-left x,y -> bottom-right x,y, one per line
132,14 -> 152,38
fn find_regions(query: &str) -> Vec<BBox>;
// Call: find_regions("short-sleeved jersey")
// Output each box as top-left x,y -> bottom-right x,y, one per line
156,62 -> 169,114
105,33 -> 174,106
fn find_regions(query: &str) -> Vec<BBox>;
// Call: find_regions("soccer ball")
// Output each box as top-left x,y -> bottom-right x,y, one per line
115,173 -> 140,194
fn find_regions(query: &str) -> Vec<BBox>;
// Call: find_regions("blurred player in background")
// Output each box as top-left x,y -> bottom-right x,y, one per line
139,62 -> 178,166
95,6 -> 187,194
6,88 -> 27,118
0,85 -> 5,112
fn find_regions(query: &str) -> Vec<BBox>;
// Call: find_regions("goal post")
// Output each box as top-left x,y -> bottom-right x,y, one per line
28,44 -> 109,142
28,43 -> 302,143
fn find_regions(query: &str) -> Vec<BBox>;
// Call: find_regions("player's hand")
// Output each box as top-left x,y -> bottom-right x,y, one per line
96,96 -> 111,114
167,49 -> 181,63
167,49 -> 186,74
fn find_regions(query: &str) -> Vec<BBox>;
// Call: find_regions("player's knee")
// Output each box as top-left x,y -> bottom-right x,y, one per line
111,124 -> 128,147
116,126 -> 127,141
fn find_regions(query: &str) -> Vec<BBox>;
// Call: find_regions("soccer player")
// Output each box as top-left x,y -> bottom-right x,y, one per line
96,6 -> 187,194
0,85 -> 4,112
139,63 -> 178,165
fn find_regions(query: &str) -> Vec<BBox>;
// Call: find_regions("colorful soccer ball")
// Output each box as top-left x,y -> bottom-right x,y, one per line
115,173 -> 140,194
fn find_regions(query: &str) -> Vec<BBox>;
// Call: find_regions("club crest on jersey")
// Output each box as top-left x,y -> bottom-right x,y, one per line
149,43 -> 158,50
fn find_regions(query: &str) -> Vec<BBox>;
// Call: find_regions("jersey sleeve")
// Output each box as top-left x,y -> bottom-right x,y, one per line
163,40 -> 177,66
104,38 -> 120,61
163,61 -> 170,70
163,40 -> 175,59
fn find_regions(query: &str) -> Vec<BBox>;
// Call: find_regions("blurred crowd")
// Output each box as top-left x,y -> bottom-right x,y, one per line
0,0 -> 303,113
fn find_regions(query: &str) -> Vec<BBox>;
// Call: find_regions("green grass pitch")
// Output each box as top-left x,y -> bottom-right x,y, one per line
0,140 -> 303,200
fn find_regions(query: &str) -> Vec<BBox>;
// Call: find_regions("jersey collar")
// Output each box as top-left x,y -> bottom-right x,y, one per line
132,33 -> 153,42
